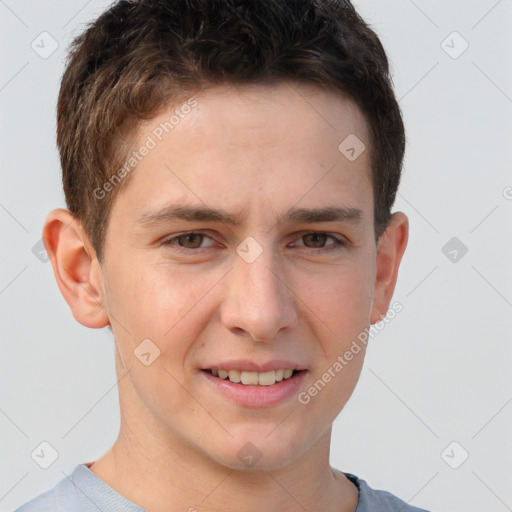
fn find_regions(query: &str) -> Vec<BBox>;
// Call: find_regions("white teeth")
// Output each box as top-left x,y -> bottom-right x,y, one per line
210,369 -> 297,385
241,371 -> 259,385
228,370 -> 241,383
258,370 -> 276,386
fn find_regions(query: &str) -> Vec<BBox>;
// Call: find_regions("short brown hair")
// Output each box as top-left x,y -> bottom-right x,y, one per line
57,0 -> 405,260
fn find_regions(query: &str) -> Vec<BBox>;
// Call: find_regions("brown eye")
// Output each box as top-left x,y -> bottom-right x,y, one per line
162,232 -> 217,252
302,233 -> 329,248
293,232 -> 346,252
176,233 -> 205,248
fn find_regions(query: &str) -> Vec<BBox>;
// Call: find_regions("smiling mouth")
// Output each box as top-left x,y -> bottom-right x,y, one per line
202,368 -> 303,386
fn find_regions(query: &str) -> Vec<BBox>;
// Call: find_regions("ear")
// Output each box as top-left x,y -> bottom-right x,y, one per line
43,208 -> 110,328
370,212 -> 409,324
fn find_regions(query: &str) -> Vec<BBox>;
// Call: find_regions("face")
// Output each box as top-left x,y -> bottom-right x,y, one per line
98,82 -> 383,470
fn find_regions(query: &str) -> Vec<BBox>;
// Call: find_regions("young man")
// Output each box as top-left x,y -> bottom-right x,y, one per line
16,0 -> 429,510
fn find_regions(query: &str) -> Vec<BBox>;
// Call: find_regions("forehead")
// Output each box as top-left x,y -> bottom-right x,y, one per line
152,82 -> 369,152
116,82 -> 373,225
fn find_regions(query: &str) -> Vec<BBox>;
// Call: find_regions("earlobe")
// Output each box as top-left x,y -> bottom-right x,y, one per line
43,208 -> 110,329
370,212 -> 409,324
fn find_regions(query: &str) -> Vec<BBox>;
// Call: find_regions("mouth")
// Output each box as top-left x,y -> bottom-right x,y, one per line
202,368 -> 303,386
201,367 -> 308,407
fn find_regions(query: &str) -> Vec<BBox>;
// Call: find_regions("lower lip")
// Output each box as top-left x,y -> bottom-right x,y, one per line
201,370 -> 308,408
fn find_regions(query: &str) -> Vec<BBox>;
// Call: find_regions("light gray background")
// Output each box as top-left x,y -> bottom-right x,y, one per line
1,1 -> 511,511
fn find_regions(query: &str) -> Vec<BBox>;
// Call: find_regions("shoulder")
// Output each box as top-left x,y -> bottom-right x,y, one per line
13,467 -> 82,511
14,464 -> 147,512
344,473 -> 431,512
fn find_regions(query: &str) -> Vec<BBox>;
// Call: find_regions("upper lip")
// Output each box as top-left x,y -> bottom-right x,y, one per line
203,360 -> 307,372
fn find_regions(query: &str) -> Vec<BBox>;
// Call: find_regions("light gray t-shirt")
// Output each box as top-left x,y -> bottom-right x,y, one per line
14,463 -> 431,511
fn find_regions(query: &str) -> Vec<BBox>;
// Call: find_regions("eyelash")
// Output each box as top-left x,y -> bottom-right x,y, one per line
161,231 -> 347,253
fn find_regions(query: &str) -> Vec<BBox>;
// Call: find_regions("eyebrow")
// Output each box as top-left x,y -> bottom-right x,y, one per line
134,204 -> 363,228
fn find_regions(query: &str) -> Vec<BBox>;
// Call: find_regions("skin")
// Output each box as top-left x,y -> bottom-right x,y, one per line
44,82 -> 408,512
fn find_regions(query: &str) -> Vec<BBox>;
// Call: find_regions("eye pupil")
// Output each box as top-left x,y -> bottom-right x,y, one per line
178,233 -> 203,248
304,233 -> 327,247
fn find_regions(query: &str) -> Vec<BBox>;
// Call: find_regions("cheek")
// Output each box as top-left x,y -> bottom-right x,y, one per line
105,262 -> 190,326
301,261 -> 373,411
104,261 -> 222,364
296,258 -> 375,333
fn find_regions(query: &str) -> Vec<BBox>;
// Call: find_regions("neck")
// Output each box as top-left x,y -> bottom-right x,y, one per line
89,418 -> 358,512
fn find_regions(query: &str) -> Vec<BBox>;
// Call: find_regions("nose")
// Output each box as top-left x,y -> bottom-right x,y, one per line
220,249 -> 298,342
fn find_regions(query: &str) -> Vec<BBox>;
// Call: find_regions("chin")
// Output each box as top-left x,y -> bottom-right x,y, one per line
204,428 -> 311,472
